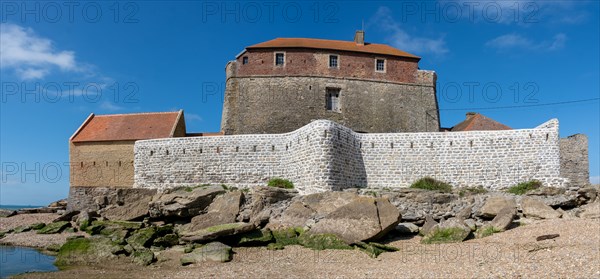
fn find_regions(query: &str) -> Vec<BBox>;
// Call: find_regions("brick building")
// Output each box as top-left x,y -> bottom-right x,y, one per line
69,110 -> 186,188
221,31 -> 440,135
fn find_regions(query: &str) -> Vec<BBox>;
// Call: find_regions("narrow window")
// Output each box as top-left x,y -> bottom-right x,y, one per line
375,59 -> 385,72
329,55 -> 338,68
326,88 -> 341,112
275,52 -> 285,66
242,56 -> 248,64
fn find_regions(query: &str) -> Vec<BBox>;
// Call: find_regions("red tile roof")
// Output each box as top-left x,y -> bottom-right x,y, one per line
451,113 -> 512,132
70,111 -> 183,142
246,38 -> 420,59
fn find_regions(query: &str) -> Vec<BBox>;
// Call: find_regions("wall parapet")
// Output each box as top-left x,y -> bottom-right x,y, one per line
134,119 -> 569,194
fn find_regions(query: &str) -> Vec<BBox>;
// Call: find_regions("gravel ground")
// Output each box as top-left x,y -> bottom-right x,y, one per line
0,213 -> 84,249
12,217 -> 600,279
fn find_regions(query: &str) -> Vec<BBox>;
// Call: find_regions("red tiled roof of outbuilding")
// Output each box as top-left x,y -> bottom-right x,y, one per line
451,113 -> 512,132
70,111 -> 183,142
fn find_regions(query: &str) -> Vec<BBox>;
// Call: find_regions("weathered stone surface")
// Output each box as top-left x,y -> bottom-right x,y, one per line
420,215 -> 438,236
245,186 -> 298,225
578,201 -> 600,219
102,194 -> 152,221
180,222 -> 255,243
48,199 -> 68,209
126,227 -> 158,250
132,248 -> 155,266
395,223 -> 419,234
477,196 -> 517,219
180,242 -> 232,264
55,236 -> 118,267
269,192 -> 400,244
53,210 -> 80,222
17,207 -> 56,214
422,218 -> 470,244
153,234 -> 179,247
521,197 -> 562,219
37,221 -> 71,234
149,186 -> 225,218
578,187 -> 598,203
184,191 -> 244,232
0,209 -> 17,218
67,187 -> 157,212
464,219 -> 477,231
490,206 -> 516,231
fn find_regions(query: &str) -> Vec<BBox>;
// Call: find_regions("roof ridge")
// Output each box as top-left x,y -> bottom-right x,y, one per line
94,111 -> 180,117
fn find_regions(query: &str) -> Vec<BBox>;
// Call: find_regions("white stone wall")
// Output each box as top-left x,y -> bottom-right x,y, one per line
134,119 -> 568,194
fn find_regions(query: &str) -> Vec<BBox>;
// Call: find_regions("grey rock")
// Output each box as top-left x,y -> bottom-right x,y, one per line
490,206 -> 516,231
476,196 -> 516,219
180,242 -> 232,264
420,215 -> 438,236
132,248 -> 155,266
53,210 -> 79,222
149,186 -> 225,218
422,217 -> 470,243
521,197 -> 562,219
180,222 -> 255,243
395,223 -> 419,234
102,193 -> 152,221
578,201 -> 600,219
269,192 -> 401,244
184,191 -> 244,232
0,209 -> 16,218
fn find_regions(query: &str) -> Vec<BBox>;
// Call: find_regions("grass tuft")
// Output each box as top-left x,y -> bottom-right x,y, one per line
268,178 -> 294,189
506,180 -> 542,195
410,177 -> 453,193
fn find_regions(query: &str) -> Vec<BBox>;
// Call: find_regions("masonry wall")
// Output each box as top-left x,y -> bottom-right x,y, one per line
560,134 -> 589,187
135,119 -> 569,194
236,49 -> 420,84
134,121 -> 336,194
221,71 -> 439,135
70,141 -> 135,188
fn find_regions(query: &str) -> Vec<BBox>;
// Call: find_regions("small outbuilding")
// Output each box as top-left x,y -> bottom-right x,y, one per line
69,110 -> 186,188
451,112 -> 512,132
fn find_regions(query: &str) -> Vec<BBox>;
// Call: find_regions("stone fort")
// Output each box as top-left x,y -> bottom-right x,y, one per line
68,31 -> 589,203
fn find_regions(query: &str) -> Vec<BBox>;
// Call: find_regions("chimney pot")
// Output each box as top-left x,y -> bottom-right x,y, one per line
354,30 -> 365,45
466,112 -> 478,119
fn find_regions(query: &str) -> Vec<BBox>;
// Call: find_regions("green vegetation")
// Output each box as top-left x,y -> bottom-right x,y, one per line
268,178 -> 294,189
421,228 -> 469,244
458,186 -> 488,197
55,238 -> 92,269
506,180 -> 542,195
297,234 -> 353,250
204,223 -> 246,233
410,177 -> 453,193
353,242 -> 398,258
237,229 -> 274,246
477,226 -> 502,238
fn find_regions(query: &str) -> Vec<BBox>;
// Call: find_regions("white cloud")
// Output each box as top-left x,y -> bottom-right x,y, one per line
186,113 -> 203,122
485,33 -> 566,51
0,23 -> 79,80
370,7 -> 449,56
99,101 -> 124,112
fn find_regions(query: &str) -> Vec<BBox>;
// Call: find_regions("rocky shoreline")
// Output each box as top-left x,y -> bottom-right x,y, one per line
1,184 -> 599,278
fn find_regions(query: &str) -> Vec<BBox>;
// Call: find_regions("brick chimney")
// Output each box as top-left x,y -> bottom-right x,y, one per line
354,30 -> 365,45
466,112 -> 478,119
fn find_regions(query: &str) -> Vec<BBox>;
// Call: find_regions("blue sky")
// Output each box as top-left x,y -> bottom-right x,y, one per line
1,1 -> 598,205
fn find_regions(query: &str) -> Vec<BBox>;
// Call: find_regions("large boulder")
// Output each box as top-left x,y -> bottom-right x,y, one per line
102,193 -> 153,221
37,221 -> 71,234
180,242 -> 232,264
180,222 -> 255,243
242,186 -> 298,226
422,217 -> 470,244
521,197 -> 561,219
489,206 -> 516,231
0,209 -> 16,218
149,186 -> 225,218
55,236 -> 118,268
578,200 -> 600,219
476,196 -> 516,219
268,192 -> 401,244
183,191 -> 244,232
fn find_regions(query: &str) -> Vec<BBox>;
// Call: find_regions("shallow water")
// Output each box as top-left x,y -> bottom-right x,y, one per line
0,246 -> 57,278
